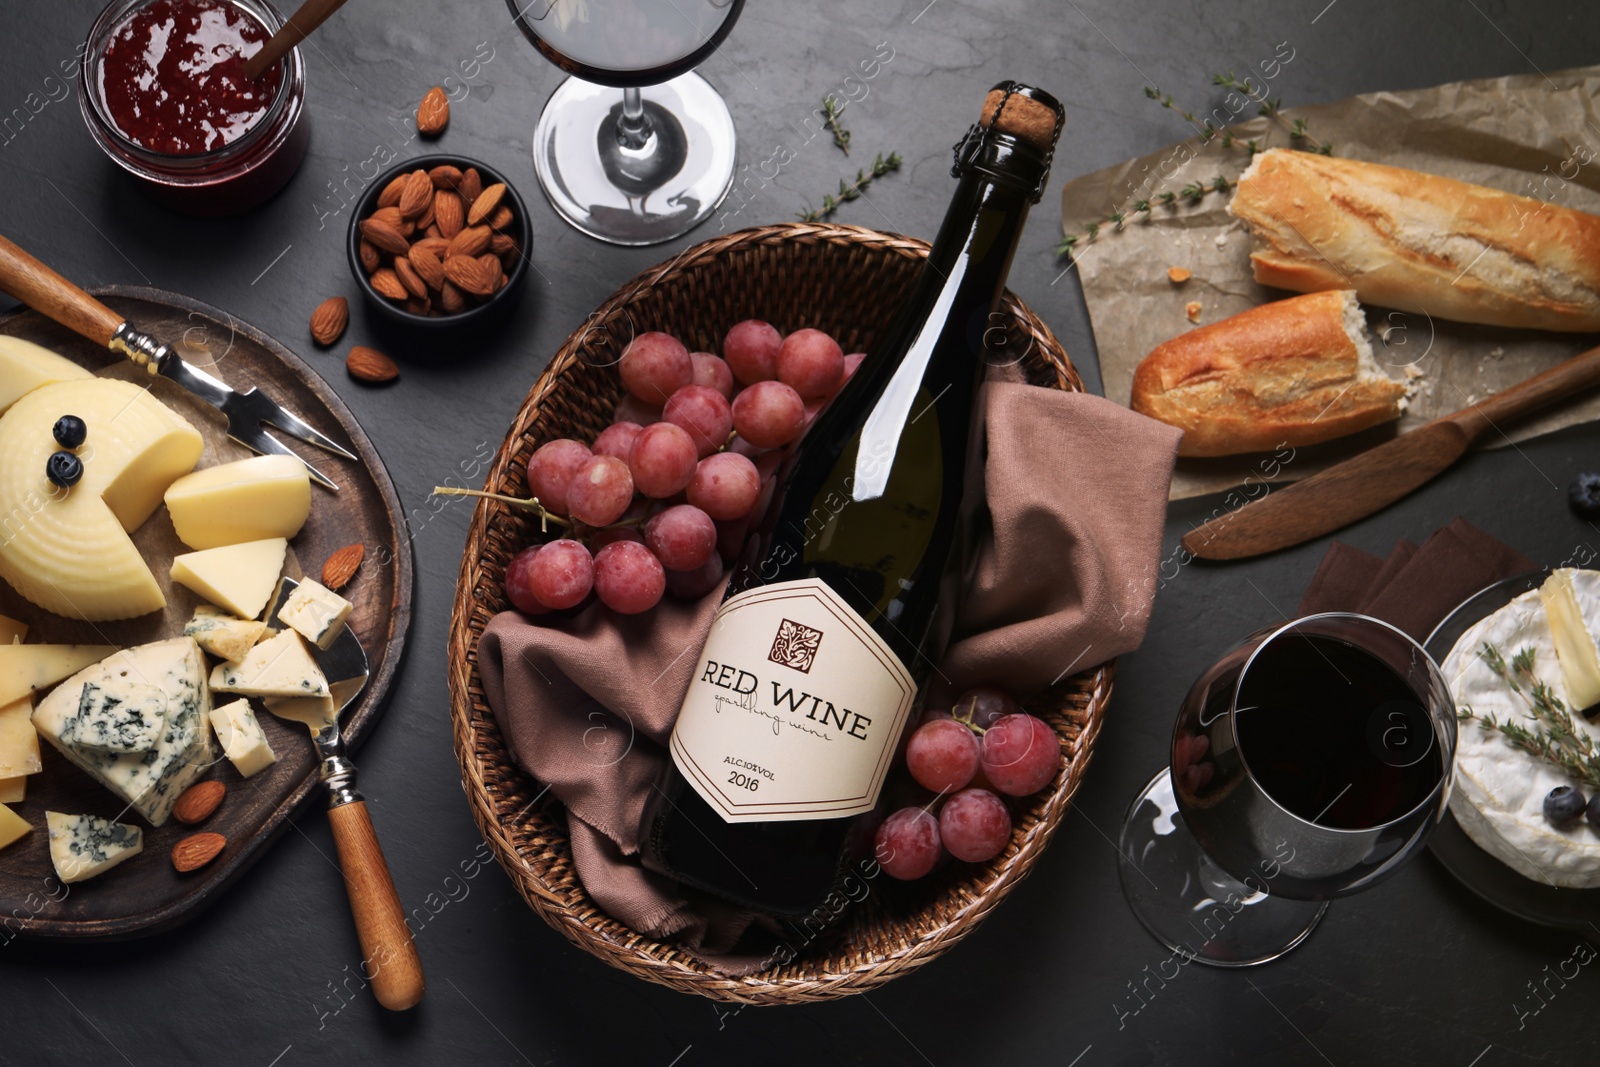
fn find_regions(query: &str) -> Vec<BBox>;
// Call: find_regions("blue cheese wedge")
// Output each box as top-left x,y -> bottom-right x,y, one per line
63,681 -> 167,754
209,630 -> 329,699
277,579 -> 353,651
208,699 -> 276,778
31,638 -> 216,827
45,811 -> 142,883
184,605 -> 270,663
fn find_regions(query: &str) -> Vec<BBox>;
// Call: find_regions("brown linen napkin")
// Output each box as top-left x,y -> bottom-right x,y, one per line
478,384 -> 1182,969
1297,518 -> 1536,636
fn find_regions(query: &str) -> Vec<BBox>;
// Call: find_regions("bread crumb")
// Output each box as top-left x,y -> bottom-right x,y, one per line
1402,364 -> 1424,379
1214,233 -> 1228,248
1487,346 -> 1505,359
1185,301 -> 1202,324
1167,266 -> 1192,284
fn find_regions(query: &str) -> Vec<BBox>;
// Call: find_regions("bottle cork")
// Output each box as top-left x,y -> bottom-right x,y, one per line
979,88 -> 1058,152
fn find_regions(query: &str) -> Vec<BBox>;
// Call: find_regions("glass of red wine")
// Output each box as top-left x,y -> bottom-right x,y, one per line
507,0 -> 744,246
1118,613 -> 1456,966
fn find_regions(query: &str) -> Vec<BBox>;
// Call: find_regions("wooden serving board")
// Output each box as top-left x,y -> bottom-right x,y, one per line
0,286 -> 413,940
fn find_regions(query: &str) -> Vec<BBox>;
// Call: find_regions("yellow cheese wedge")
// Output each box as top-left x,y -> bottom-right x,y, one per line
170,538 -> 287,620
0,613 -> 26,645
0,336 -> 93,415
0,378 -> 203,620
0,776 -> 23,803
0,645 -> 117,709
0,696 -> 41,777
1539,569 -> 1600,711
164,455 -> 311,550
0,802 -> 30,852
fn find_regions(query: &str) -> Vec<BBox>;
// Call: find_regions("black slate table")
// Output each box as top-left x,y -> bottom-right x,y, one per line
4,2 -> 1598,1064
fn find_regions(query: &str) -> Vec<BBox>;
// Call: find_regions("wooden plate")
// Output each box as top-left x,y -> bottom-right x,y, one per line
0,286 -> 413,940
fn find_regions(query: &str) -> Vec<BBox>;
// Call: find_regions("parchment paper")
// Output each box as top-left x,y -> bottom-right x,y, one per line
1061,65 -> 1600,500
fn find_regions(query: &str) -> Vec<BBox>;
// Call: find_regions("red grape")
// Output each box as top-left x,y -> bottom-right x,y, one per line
613,394 -> 661,426
628,422 -> 699,498
686,452 -> 760,521
663,385 -> 733,458
526,438 -> 591,516
905,719 -> 981,794
723,320 -> 782,385
874,807 -> 943,880
731,380 -> 806,449
953,686 -> 1019,731
592,421 -> 643,461
527,539 -> 594,609
777,328 -> 844,400
619,332 -> 692,403
664,552 -> 725,599
644,504 -> 717,571
715,514 -> 753,563
980,714 -> 1061,796
591,525 -> 643,549
690,352 -> 735,399
567,455 -> 635,527
939,788 -> 1011,863
842,352 -> 865,384
593,540 -> 665,614
503,545 -> 551,615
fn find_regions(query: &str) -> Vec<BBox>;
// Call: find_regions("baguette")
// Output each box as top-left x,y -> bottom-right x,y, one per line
1130,290 -> 1405,457
1228,149 -> 1600,333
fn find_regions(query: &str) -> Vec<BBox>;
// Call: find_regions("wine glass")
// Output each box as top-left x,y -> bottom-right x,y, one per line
1117,613 -> 1457,966
507,0 -> 744,246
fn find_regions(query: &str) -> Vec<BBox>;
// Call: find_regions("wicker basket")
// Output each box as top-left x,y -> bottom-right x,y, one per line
447,222 -> 1114,1003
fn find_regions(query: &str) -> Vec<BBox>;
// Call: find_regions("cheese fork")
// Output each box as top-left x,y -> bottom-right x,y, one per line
263,577 -> 424,1011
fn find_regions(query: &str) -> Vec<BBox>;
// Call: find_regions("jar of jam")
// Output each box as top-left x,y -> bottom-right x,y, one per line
79,0 -> 309,216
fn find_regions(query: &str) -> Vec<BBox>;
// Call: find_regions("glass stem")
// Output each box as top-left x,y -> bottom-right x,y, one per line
617,87 -> 653,150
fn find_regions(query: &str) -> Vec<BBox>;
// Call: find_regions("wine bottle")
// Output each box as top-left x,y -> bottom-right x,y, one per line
639,82 -> 1065,917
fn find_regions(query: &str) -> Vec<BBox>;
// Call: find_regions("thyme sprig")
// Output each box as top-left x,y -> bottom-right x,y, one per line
821,95 -> 850,155
798,152 -> 902,223
1211,73 -> 1333,155
1055,176 -> 1232,258
1457,643 -> 1600,789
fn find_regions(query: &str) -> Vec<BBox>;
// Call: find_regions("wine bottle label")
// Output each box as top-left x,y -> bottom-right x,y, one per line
669,577 -> 917,823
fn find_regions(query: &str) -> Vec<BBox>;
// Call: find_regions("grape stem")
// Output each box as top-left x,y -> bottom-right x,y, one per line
950,703 -> 988,735
430,486 -> 569,533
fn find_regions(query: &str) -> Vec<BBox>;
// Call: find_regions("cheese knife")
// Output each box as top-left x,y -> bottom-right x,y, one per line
1183,343 -> 1600,560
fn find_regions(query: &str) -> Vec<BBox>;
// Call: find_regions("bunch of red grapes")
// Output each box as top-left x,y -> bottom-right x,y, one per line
503,321 -> 863,617
874,686 -> 1062,879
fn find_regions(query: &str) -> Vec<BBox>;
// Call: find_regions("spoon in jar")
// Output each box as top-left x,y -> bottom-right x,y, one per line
242,0 -> 354,80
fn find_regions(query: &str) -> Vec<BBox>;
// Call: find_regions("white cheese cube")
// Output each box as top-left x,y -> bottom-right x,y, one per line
209,699 -> 277,778
277,579 -> 353,650
0,802 -> 30,852
170,538 -> 287,621
46,811 -> 141,883
63,681 -> 167,754
163,454 -> 311,550
210,630 -> 329,699
184,605 -> 270,662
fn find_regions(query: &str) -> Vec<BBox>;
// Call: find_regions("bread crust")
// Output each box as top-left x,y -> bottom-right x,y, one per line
1228,149 -> 1600,333
1130,290 -> 1406,457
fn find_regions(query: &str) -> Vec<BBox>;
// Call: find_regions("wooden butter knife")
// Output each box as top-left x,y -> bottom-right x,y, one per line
1182,344 -> 1600,561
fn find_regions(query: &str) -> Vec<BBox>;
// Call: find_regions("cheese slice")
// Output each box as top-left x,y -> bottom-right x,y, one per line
210,629 -> 328,699
0,696 -> 40,776
0,613 -> 27,645
209,699 -> 277,777
63,680 -> 167,754
277,579 -> 352,650
184,605 -> 270,662
0,775 -> 25,803
46,811 -> 141,882
1539,568 -> 1600,714
0,378 -> 204,620
170,538 -> 287,621
0,336 -> 93,415
32,638 -> 215,826
164,455 -> 311,550
0,644 -> 120,707
262,693 -> 339,732
0,802 -> 30,852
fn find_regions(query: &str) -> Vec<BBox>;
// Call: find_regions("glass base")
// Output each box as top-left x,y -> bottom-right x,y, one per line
1118,769 -> 1327,967
531,72 -> 736,246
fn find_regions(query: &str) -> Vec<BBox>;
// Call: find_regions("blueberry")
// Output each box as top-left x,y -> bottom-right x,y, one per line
1570,472 -> 1600,519
52,415 -> 86,450
1589,792 -> 1600,833
1545,785 -> 1587,826
45,450 -> 82,489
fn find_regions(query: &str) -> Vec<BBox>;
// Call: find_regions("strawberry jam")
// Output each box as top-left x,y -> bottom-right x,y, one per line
98,0 -> 279,155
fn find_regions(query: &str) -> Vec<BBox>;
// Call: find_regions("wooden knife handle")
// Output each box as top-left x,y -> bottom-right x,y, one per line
327,800 -> 425,1011
241,0 -> 350,79
1447,343 -> 1600,441
0,234 -> 124,348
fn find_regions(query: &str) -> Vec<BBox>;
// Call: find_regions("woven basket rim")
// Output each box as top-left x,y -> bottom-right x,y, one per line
446,221 -> 1114,1003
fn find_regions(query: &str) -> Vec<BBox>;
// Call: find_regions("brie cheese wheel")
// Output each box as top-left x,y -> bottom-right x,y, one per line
46,811 -> 141,883
209,699 -> 276,778
163,455 -> 311,550
1443,568 -> 1600,888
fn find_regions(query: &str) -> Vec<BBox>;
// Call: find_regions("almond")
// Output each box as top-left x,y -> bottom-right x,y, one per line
417,85 -> 450,136
416,195 -> 436,231
489,232 -> 516,256
358,239 -> 381,274
487,204 -> 514,231
404,296 -> 431,316
434,191 -> 464,239
408,246 -> 446,290
447,225 -> 490,258
459,167 -> 483,205
397,169 -> 434,219
413,236 -> 451,260
321,544 -> 365,590
439,280 -> 466,313
359,217 -> 410,256
467,183 -> 506,226
429,164 -> 463,190
371,205 -> 404,228
369,267 -> 407,301
309,296 -> 348,346
347,345 -> 399,383
376,174 -> 407,209
477,251 -> 501,277
444,254 -> 497,296
423,223 -> 443,240
393,256 -> 428,300
173,780 -> 226,825
172,832 -> 226,872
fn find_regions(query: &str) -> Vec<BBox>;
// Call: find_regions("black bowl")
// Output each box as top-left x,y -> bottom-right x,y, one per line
346,153 -> 531,336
